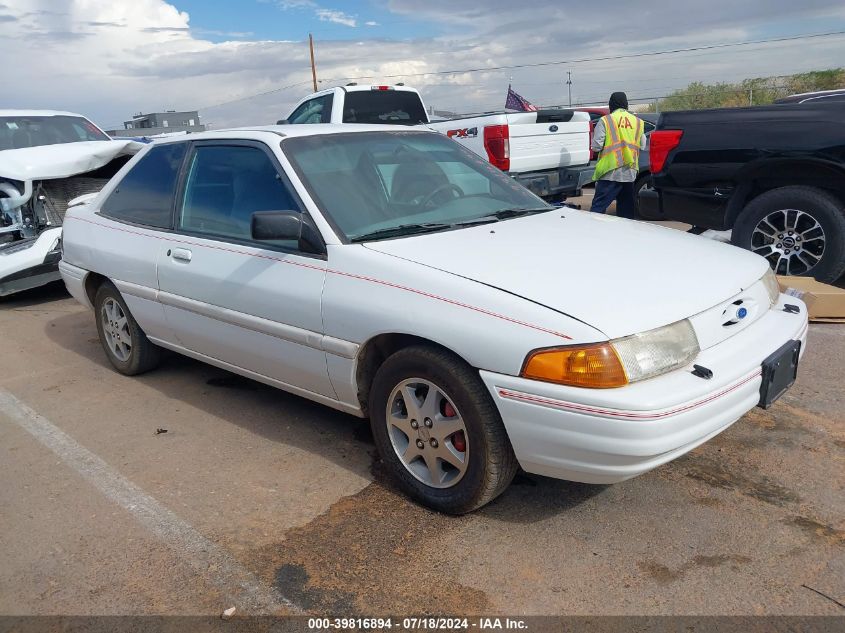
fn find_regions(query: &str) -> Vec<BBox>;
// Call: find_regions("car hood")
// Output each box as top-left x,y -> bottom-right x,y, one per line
0,140 -> 143,181
363,210 -> 769,339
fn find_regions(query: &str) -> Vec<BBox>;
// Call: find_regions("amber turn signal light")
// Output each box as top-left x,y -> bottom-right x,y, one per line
521,343 -> 629,388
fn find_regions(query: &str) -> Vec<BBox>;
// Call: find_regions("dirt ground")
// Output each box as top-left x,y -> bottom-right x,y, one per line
1,275 -> 843,617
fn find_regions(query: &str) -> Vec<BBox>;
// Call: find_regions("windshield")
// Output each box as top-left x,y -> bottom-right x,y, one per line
342,91 -> 428,125
283,131 -> 551,241
0,115 -> 110,151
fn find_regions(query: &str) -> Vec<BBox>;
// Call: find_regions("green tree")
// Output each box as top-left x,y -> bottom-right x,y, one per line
656,68 -> 844,111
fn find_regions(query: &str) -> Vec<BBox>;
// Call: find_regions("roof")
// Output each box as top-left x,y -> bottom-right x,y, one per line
775,89 -> 845,104
0,109 -> 89,118
341,84 -> 419,93
149,123 -> 432,144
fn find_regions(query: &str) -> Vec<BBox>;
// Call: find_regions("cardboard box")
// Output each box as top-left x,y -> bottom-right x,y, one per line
777,276 -> 845,323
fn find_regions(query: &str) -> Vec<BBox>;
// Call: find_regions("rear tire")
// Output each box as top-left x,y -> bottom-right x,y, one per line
632,174 -> 653,220
94,281 -> 161,375
732,186 -> 845,283
369,345 -> 518,514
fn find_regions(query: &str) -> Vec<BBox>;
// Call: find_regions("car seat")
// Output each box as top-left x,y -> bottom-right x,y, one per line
390,159 -> 449,205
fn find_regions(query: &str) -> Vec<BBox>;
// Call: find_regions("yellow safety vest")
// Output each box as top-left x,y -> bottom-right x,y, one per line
592,109 -> 644,181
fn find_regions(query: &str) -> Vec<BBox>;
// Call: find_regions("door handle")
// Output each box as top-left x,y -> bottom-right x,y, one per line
171,248 -> 192,262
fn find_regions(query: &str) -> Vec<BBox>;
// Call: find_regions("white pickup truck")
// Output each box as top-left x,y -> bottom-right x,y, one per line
280,84 -> 593,200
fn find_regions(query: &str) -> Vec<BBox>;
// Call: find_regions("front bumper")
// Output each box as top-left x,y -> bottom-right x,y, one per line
480,298 -> 809,483
0,228 -> 63,296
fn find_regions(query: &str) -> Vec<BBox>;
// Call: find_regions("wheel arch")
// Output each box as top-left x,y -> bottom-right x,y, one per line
84,271 -> 110,307
727,159 -> 845,226
354,332 -> 472,416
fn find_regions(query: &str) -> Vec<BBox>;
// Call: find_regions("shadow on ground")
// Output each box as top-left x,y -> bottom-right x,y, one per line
43,306 -> 607,525
0,280 -> 69,308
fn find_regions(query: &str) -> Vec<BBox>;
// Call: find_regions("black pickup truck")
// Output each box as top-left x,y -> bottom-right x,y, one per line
639,102 -> 845,282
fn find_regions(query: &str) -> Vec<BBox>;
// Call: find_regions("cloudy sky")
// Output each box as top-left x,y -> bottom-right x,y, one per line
1,0 -> 844,130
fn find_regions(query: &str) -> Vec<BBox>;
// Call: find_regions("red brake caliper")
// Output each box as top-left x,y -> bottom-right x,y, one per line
443,402 -> 466,452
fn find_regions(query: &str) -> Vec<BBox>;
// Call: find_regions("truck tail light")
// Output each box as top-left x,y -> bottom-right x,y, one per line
371,85 -> 394,91
484,124 -> 510,171
649,130 -> 683,174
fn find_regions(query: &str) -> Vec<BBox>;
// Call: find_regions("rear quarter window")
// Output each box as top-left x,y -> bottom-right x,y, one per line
100,143 -> 187,228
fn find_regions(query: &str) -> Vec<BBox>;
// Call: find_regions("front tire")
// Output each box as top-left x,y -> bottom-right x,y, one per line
94,281 -> 161,375
732,186 -> 845,283
369,346 -> 518,514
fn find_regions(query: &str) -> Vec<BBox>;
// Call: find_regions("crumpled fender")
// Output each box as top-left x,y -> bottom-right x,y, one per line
0,139 -> 143,182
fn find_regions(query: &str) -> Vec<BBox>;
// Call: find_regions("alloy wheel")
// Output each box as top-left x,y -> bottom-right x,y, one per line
386,378 -> 469,488
101,298 -> 133,362
751,208 -> 826,275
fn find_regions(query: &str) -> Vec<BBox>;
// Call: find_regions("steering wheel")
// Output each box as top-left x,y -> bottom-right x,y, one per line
420,183 -> 464,208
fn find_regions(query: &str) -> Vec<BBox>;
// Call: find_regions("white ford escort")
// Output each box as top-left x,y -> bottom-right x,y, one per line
59,125 -> 808,513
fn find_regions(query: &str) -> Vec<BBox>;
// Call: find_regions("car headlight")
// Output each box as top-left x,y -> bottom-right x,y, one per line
761,268 -> 780,306
521,319 -> 700,388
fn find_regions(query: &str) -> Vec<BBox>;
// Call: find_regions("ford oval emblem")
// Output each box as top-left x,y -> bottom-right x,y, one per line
549,125 -> 558,132
736,307 -> 748,320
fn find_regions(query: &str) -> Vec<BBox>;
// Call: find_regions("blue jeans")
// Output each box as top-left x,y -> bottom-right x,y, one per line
590,180 -> 636,218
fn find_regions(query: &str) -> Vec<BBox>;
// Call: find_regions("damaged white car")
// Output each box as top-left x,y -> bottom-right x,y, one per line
0,110 -> 142,296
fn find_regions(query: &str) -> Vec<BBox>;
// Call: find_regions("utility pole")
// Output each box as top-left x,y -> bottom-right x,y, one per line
566,71 -> 572,107
309,33 -> 318,92
749,87 -> 753,106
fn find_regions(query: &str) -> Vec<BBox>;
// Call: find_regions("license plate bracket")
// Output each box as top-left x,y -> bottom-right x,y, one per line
758,340 -> 800,409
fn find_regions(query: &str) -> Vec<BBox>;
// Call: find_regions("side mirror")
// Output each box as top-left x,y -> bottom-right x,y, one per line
276,119 -> 290,125
250,211 -> 324,254
251,210 -> 302,241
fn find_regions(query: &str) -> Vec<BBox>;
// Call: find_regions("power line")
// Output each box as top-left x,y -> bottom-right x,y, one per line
106,28 -> 845,126
98,79 -> 315,130
197,29 -> 845,114
198,79 -> 315,111
321,29 -> 845,83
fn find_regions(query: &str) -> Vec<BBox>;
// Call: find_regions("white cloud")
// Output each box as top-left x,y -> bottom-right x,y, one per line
365,20 -> 379,27
315,8 -> 356,27
0,0 -> 843,132
271,0 -> 358,28
274,0 -> 316,9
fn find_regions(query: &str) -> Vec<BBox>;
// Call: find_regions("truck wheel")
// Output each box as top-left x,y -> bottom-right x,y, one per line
732,186 -> 845,283
369,345 -> 518,514
94,281 -> 161,375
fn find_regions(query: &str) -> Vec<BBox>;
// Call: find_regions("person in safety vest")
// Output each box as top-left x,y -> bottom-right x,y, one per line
590,92 -> 647,218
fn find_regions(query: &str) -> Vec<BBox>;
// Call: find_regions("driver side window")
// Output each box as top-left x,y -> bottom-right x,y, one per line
179,143 -> 301,250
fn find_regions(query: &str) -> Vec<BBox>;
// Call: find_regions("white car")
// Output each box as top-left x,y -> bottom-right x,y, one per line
59,125 -> 808,514
0,110 -> 142,296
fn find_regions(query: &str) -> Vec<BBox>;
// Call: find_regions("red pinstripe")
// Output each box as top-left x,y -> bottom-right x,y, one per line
497,369 -> 762,421
69,216 -> 573,340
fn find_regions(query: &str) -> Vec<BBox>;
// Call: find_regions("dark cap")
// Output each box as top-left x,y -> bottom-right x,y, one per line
609,92 -> 628,111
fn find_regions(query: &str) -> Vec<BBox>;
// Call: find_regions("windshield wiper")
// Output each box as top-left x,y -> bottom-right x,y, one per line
351,214 -> 513,243
351,222 -> 454,242
488,206 -> 553,219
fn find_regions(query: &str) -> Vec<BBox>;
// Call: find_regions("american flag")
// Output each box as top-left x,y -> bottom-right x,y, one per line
505,85 -> 538,112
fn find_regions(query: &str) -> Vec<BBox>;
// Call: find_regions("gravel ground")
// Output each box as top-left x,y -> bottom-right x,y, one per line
0,280 -> 842,617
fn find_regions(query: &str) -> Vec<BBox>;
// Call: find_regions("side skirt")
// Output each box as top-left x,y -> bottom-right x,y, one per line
147,336 -> 366,418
